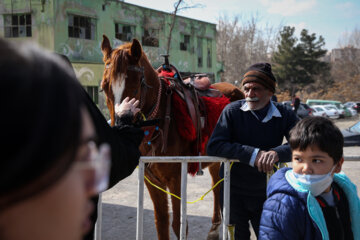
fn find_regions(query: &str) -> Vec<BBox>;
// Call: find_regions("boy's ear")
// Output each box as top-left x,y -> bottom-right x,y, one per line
334,157 -> 344,173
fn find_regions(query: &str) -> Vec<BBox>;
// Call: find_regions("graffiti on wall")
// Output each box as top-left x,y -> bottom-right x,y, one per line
73,66 -> 95,82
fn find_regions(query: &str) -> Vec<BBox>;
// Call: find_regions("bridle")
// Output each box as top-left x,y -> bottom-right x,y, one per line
105,61 -> 162,120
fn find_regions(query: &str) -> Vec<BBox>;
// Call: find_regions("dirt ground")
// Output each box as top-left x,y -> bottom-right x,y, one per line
100,116 -> 360,240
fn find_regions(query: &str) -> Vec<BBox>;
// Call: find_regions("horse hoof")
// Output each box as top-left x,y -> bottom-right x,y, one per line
207,223 -> 221,240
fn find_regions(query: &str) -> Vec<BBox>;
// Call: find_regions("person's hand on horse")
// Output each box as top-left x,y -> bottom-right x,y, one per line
254,150 -> 279,173
115,97 -> 140,117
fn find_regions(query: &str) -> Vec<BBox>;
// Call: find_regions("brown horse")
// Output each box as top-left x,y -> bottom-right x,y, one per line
100,35 -> 244,240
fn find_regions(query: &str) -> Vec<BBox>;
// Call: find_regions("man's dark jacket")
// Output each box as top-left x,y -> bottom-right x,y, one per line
207,100 -> 298,196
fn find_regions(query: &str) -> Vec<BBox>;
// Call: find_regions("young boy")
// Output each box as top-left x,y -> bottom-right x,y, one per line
259,117 -> 360,240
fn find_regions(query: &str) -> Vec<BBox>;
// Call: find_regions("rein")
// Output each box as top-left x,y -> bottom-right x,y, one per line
126,64 -> 162,120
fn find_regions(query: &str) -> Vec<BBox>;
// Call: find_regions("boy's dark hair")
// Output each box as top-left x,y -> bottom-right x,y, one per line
289,117 -> 343,163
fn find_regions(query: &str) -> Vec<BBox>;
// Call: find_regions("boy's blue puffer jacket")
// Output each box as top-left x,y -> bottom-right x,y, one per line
259,167 -> 360,240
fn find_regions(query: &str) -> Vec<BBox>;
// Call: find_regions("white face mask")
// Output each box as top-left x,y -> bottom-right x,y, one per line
291,166 -> 336,196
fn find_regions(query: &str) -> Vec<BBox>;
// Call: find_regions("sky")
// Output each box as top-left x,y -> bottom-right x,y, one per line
126,0 -> 360,50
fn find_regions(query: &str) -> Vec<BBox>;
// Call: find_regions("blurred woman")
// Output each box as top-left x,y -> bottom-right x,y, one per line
0,38 -> 110,240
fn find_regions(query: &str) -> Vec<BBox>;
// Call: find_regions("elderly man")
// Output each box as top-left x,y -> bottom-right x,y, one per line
207,63 -> 298,239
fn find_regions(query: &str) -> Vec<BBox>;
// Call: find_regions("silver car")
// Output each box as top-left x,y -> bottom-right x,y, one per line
311,105 -> 339,119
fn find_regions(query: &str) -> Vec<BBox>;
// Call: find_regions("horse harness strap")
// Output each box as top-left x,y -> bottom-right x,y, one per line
147,78 -> 162,120
128,64 -> 168,153
162,82 -> 175,153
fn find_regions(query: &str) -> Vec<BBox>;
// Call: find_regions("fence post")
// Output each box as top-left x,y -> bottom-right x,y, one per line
180,160 -> 188,239
222,160 -> 231,240
136,160 -> 145,240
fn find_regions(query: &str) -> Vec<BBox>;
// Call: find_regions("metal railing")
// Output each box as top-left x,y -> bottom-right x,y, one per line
137,156 -> 238,240
95,155 -> 360,240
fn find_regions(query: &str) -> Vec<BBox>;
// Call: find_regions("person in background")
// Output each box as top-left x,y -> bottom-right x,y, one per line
0,38 -> 108,240
207,63 -> 299,239
292,96 -> 300,115
57,54 -> 144,240
259,117 -> 360,240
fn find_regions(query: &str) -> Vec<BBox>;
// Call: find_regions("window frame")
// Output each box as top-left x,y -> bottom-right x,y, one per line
197,37 -> 203,68
142,28 -> 159,47
4,13 -> 32,38
85,86 -> 99,105
180,34 -> 191,51
206,39 -> 212,68
68,14 -> 96,40
115,23 -> 135,42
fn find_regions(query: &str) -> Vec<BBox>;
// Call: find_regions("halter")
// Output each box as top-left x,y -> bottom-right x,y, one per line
106,62 -> 162,120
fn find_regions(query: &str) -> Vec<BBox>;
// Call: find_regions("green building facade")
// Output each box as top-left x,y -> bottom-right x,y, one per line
0,0 -> 222,114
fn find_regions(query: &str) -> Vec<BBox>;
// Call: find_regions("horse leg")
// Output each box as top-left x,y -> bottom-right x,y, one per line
168,175 -> 184,239
144,176 -> 170,240
207,163 -> 222,240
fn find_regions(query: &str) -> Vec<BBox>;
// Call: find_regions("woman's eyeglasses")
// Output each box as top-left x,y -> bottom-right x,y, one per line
76,142 -> 111,194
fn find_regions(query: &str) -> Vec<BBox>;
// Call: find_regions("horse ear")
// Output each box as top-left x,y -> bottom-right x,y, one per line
130,38 -> 142,62
101,35 -> 112,62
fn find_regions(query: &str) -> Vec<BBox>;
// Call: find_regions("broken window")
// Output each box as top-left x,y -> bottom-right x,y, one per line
180,34 -> 190,51
68,14 -> 96,40
142,28 -> 159,47
207,39 -> 212,68
115,24 -> 134,42
197,37 -> 203,67
4,13 -> 32,38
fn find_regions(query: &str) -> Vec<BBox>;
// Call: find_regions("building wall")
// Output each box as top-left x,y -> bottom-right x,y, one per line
0,0 -> 55,50
1,0 -> 221,114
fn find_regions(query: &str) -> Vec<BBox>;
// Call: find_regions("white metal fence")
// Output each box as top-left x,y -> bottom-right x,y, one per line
95,155 -> 360,240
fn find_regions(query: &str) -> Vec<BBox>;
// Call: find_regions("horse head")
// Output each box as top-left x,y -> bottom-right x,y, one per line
101,35 -> 152,126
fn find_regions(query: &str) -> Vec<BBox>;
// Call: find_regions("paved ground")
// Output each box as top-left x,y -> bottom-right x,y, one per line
100,116 -> 360,240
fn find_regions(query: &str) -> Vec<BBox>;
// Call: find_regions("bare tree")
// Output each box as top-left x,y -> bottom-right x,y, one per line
337,26 -> 360,48
216,14 -> 281,83
166,0 -> 204,54
298,26 -> 360,102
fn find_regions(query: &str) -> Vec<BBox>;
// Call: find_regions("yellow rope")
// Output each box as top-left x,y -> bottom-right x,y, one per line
139,162 -> 234,204
140,112 -> 146,121
139,161 -> 286,204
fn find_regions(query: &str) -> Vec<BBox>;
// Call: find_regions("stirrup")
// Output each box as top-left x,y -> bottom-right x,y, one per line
196,162 -> 204,176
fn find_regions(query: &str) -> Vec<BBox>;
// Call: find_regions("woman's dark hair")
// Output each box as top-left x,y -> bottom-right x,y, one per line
289,117 -> 344,163
0,38 -> 85,209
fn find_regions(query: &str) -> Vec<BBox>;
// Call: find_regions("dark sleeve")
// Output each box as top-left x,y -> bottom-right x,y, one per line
259,193 -> 305,240
271,109 -> 299,162
82,90 -> 143,188
206,105 -> 255,164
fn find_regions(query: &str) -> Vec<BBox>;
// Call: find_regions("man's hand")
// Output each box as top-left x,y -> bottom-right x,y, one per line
254,150 -> 279,173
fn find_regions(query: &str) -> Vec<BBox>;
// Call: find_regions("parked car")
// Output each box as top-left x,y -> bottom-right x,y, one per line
311,106 -> 327,117
348,107 -> 358,116
342,121 -> 360,146
282,101 -> 312,118
341,105 -> 353,117
324,104 -> 343,118
344,102 -> 360,113
325,104 -> 345,118
311,105 -> 339,119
